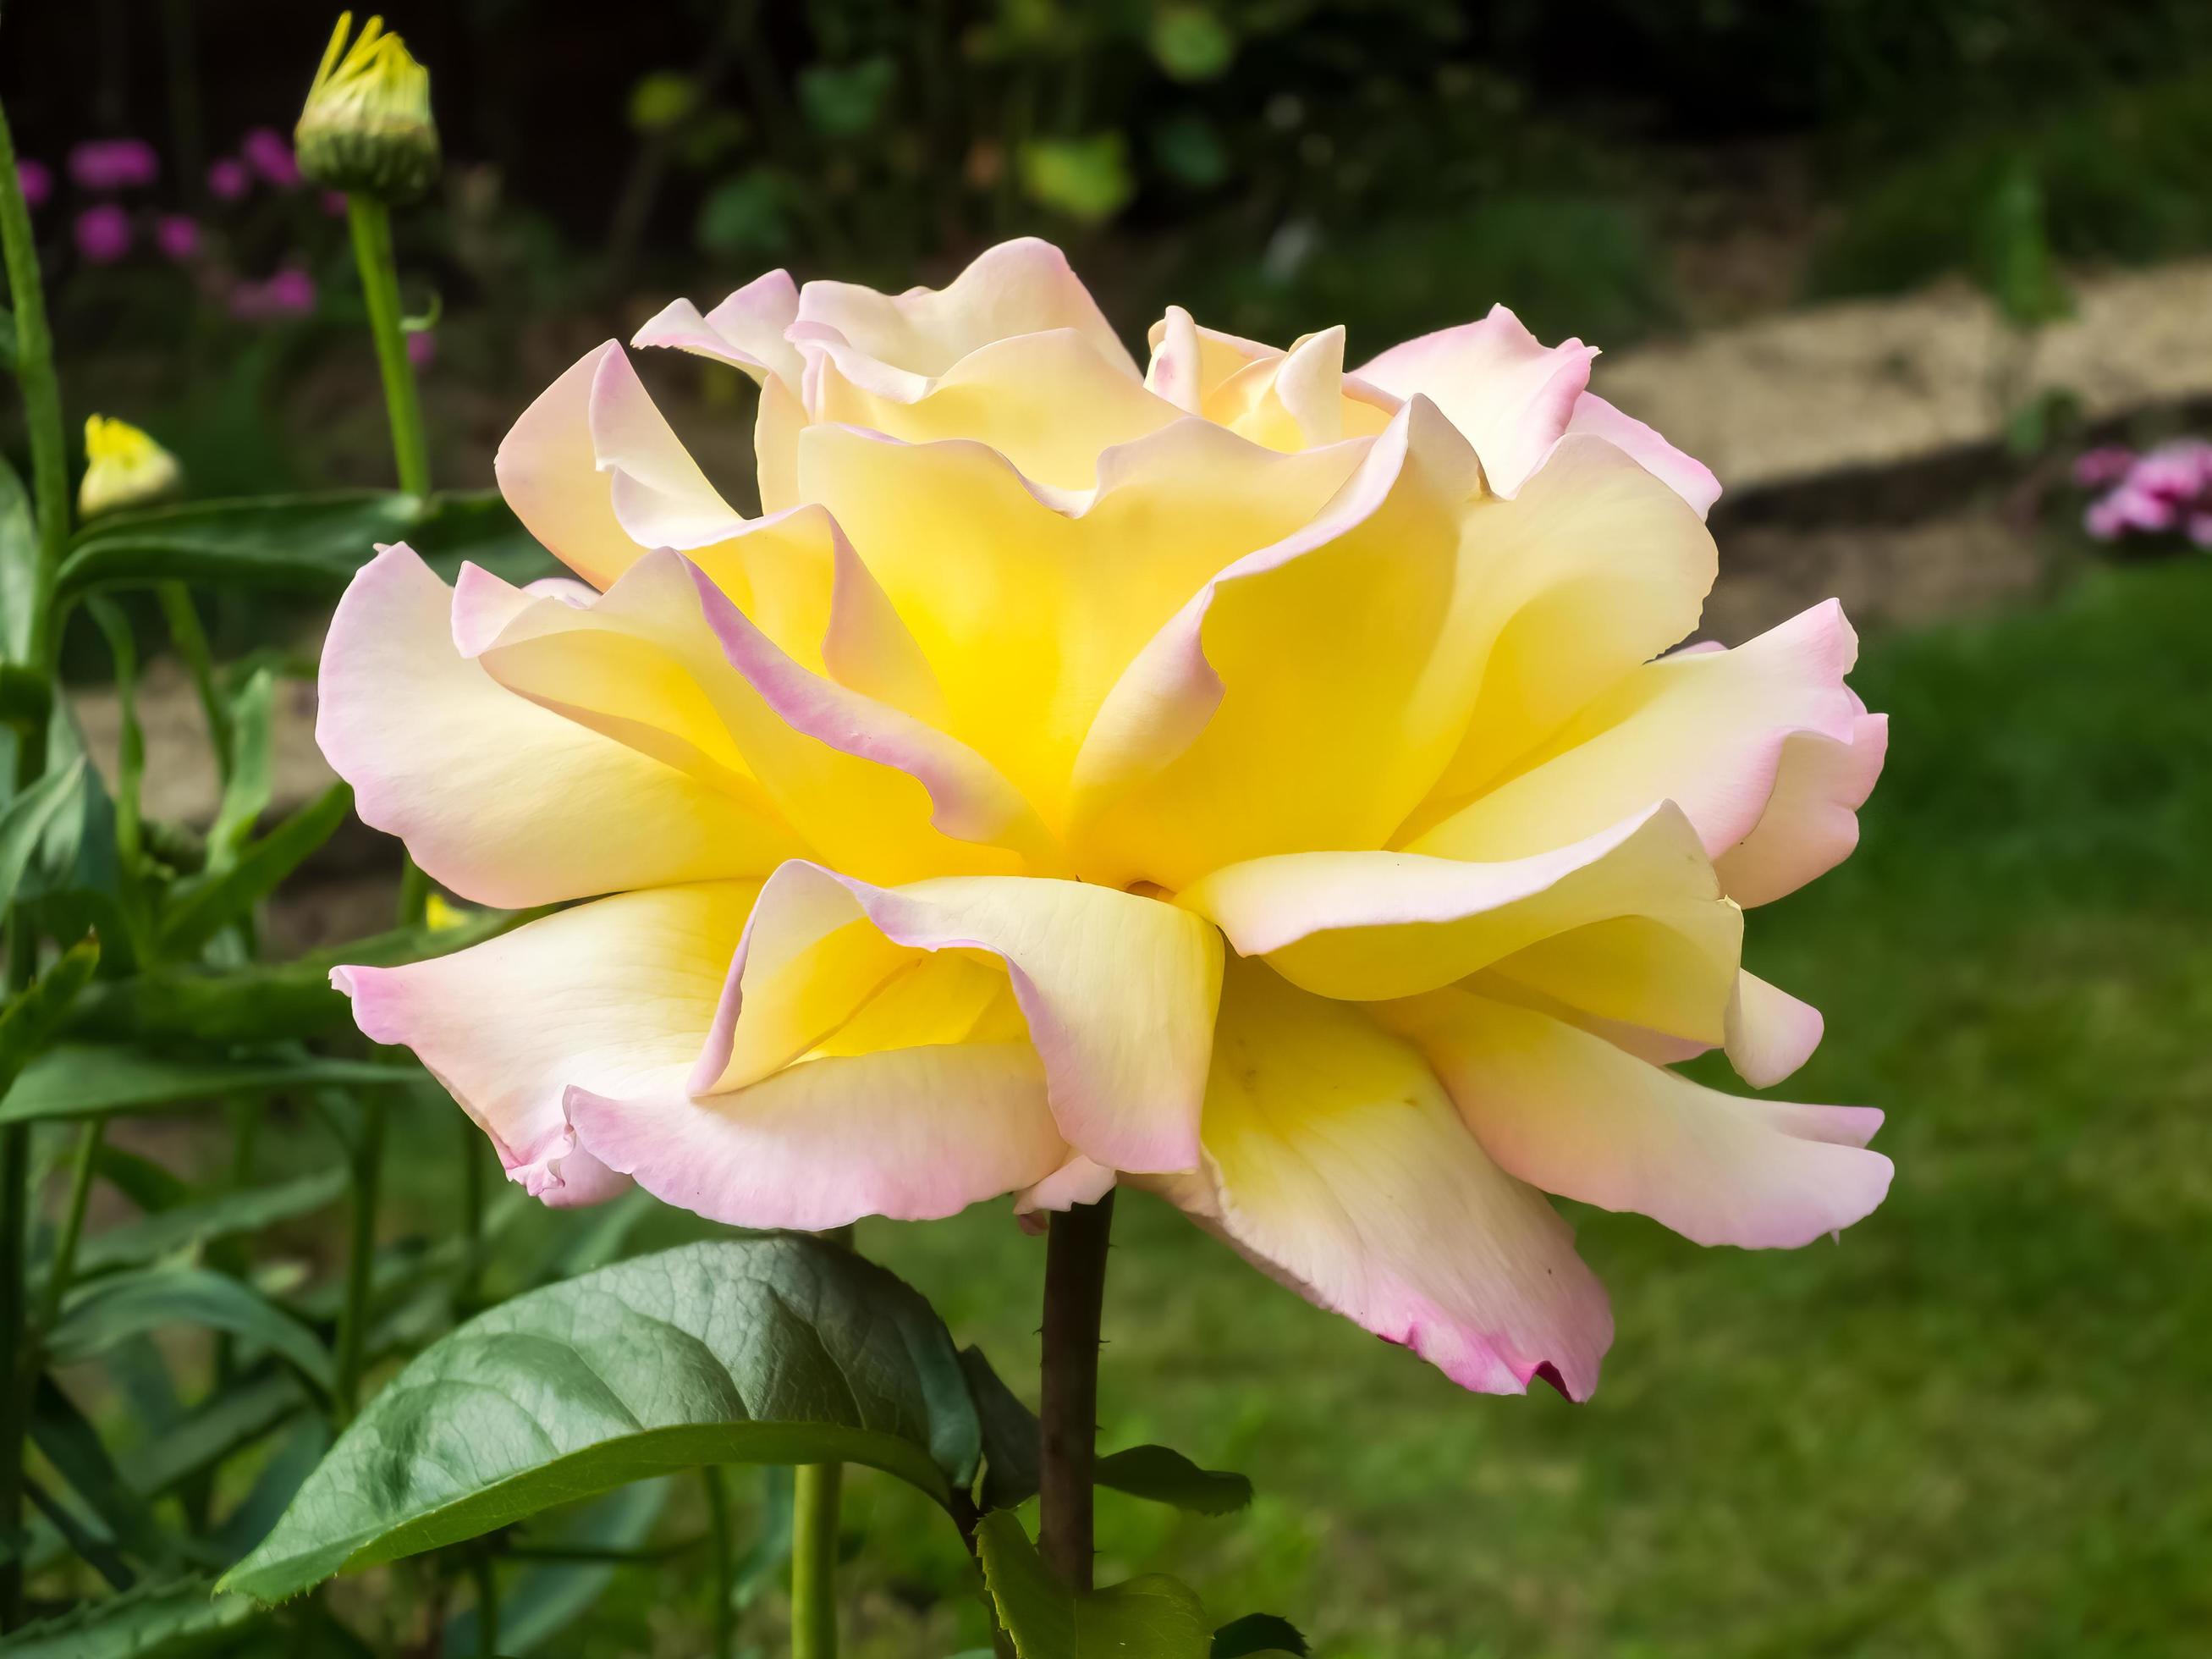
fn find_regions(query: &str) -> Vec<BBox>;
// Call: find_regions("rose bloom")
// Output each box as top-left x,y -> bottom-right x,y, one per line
322,240 -> 1890,1397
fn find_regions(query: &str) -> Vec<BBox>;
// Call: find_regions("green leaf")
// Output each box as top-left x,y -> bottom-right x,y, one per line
0,1574 -> 261,1657
696,169 -> 790,257
0,760 -> 91,918
447,1479 -> 673,1656
0,663 -> 52,730
1094,1446 -> 1252,1517
976,1510 -> 1211,1658
1210,1614 -> 1309,1656
55,1167 -> 349,1279
47,1266 -> 337,1394
220,1236 -> 983,1605
30,1378 -> 184,1574
129,1371 -> 310,1500
0,936 -> 102,1100
961,1346 -> 1041,1514
797,57 -> 898,139
1148,7 -> 1236,81
57,489 -> 551,599
1019,135 -> 1135,223
158,783 -> 353,956
728,1464 -> 794,1612
205,670 -> 276,874
0,450 -> 38,664
0,1044 -> 402,1126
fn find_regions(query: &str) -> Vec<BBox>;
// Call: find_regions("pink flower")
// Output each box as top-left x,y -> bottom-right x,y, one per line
15,158 -> 52,209
2072,445 -> 2135,488
154,214 -> 201,262
240,128 -> 299,188
74,204 -> 132,263
228,267 -> 317,322
207,157 -> 251,201
2188,511 -> 2212,550
406,329 -> 436,367
322,190 -> 349,218
69,138 -> 159,192
2127,439 -> 2212,502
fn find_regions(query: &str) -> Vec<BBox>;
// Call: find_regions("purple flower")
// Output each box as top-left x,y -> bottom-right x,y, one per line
69,138 -> 159,192
2127,439 -> 2212,502
406,329 -> 437,367
155,214 -> 201,262
2071,445 -> 2135,489
73,204 -> 132,263
240,128 -> 300,188
232,266 -> 318,322
207,157 -> 251,201
322,190 -> 349,218
15,158 -> 52,209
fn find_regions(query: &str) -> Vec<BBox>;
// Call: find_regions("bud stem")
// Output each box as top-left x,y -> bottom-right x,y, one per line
344,196 -> 431,496
1038,1192 -> 1115,1590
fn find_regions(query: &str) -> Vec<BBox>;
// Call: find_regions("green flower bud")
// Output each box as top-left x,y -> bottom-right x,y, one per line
295,12 -> 440,206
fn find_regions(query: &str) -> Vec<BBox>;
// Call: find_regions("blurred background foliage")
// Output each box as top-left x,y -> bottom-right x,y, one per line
6,0 -> 2212,505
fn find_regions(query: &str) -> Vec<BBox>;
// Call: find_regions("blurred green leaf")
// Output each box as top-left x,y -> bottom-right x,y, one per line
976,1510 -> 1211,1657
0,936 -> 102,1101
1151,113 -> 1230,190
728,1464 -> 794,1612
29,1377 -> 184,1574
220,1237 -> 983,1605
57,490 -> 550,598
0,760 -> 91,918
1210,1614 -> 1309,1656
1020,134 -> 1135,223
0,450 -> 37,664
628,70 -> 700,133
1149,7 -> 1235,82
961,1345 -> 1040,1514
0,1574 -> 261,1656
0,1045 -> 401,1126
799,57 -> 899,139
212,1417 -> 332,1559
1979,157 -> 2073,329
158,783 -> 352,957
696,169 -> 791,256
53,1168 -> 349,1280
446,1480 -> 674,1656
49,1265 -> 336,1394
205,670 -> 276,874
129,1371 -> 310,1501
1095,1445 -> 1252,1516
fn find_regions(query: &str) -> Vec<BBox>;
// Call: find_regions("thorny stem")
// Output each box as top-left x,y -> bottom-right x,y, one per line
1037,1193 -> 1115,1590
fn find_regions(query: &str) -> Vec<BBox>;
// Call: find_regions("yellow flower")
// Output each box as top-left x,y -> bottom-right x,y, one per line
78,416 -> 180,519
422,892 -> 470,933
294,12 -> 439,204
322,240 -> 1891,1399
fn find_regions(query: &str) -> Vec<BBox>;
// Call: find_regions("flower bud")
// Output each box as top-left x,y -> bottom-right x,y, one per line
79,416 -> 181,519
294,13 -> 439,206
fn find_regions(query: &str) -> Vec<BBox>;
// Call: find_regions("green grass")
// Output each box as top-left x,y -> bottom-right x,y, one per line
815,554 -> 2212,1657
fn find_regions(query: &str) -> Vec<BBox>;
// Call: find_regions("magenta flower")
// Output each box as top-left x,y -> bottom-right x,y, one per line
155,214 -> 201,262
322,190 -> 349,218
240,128 -> 300,188
74,204 -> 132,263
232,267 -> 318,321
2080,437 -> 2212,547
2072,445 -> 2135,489
15,158 -> 52,209
406,329 -> 437,367
69,138 -> 159,192
207,157 -> 251,201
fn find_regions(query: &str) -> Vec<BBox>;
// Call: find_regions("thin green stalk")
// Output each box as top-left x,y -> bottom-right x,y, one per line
0,88 -> 67,1631
704,1466 -> 735,1659
1038,1193 -> 1115,1590
157,583 -> 230,779
33,1120 -> 103,1334
470,1546 -> 498,1657
332,1095 -> 388,1424
791,1461 -> 841,1659
454,1116 -> 482,1317
344,197 -> 430,496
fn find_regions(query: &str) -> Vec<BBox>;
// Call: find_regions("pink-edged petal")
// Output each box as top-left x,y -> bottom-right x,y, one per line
493,342 -> 635,589
1566,391 -> 1721,519
632,268 -> 805,390
694,861 -> 1223,1174
1147,957 -> 1612,1399
334,881 -> 762,1208
1714,713 -> 1890,907
1014,1155 -> 1116,1226
316,545 -> 792,907
589,347 -> 744,552
1725,968 -> 1825,1089
790,236 -> 1137,380
1355,306 -> 1597,496
1143,305 -> 1270,413
567,1041 -> 1067,1232
1395,988 -> 1891,1249
1180,801 -> 1738,1026
1413,599 -> 1867,867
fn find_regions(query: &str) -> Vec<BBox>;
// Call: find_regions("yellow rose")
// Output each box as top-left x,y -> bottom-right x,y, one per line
323,240 -> 1887,1397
